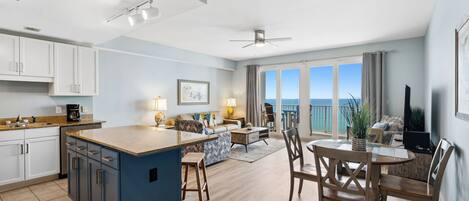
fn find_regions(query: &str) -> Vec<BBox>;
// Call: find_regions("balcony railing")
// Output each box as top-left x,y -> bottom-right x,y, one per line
268,104 -> 350,135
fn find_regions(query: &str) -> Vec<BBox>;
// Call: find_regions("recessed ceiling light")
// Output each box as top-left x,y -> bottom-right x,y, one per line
24,26 -> 41,32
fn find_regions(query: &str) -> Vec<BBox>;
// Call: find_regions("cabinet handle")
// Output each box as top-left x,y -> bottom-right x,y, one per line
65,142 -> 76,146
19,62 -> 24,73
26,144 -> 29,154
88,150 -> 99,155
72,157 -> 78,169
20,144 -> 24,154
77,146 -> 86,151
102,156 -> 114,162
15,62 -> 19,72
96,169 -> 103,184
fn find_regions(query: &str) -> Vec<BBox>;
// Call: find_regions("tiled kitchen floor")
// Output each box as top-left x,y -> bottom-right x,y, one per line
0,179 -> 70,201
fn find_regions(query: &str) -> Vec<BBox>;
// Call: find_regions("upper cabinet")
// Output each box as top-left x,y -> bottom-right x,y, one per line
0,34 -> 20,76
49,44 -> 99,96
0,32 -> 98,96
20,37 -> 54,78
0,34 -> 54,82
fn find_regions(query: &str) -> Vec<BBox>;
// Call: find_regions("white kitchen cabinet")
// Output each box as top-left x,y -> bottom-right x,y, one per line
0,140 -> 25,186
24,136 -> 60,180
0,33 -> 20,76
20,37 -> 54,78
50,43 -> 98,96
0,127 -> 59,186
78,46 -> 99,96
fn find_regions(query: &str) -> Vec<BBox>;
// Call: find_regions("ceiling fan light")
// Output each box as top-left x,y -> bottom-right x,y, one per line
142,7 -> 160,20
128,13 -> 145,26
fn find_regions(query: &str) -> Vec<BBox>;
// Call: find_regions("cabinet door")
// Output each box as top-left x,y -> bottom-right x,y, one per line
78,47 -> 98,96
19,37 -> 54,78
0,140 -> 24,186
77,154 -> 89,201
52,43 -> 78,95
102,165 -> 119,201
67,150 -> 78,201
0,34 -> 20,76
89,159 -> 102,201
24,136 -> 60,180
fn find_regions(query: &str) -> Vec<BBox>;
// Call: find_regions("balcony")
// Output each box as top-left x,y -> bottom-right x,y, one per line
263,104 -> 350,136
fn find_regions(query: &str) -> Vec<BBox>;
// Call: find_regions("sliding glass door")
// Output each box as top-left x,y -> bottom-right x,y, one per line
259,57 -> 362,138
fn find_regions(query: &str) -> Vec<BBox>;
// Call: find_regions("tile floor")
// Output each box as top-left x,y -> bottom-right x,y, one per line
0,179 -> 70,201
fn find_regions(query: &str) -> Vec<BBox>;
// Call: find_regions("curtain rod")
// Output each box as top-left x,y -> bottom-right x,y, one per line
254,50 -> 393,67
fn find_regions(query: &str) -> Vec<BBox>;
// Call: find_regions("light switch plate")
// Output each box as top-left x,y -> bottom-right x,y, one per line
55,106 -> 62,114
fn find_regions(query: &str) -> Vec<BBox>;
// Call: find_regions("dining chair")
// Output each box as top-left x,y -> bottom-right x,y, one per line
379,138 -> 454,201
313,144 -> 373,201
282,128 -> 317,201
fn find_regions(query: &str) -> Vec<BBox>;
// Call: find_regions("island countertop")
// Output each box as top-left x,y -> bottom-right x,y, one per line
65,125 -> 217,157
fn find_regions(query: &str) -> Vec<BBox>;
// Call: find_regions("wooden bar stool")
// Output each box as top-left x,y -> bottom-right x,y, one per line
181,153 -> 210,201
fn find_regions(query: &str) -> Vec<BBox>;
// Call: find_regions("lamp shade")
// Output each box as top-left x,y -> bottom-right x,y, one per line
226,98 -> 237,107
154,98 -> 167,111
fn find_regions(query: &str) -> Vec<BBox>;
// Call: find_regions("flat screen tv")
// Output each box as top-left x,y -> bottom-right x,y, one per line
403,85 -> 411,132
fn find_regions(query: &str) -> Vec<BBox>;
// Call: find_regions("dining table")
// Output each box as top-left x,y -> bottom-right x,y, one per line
306,139 -> 416,199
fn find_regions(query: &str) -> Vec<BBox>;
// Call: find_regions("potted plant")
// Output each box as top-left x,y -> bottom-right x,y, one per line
344,96 -> 372,151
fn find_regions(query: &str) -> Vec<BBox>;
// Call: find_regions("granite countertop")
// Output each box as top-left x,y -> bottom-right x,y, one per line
66,125 -> 218,157
0,119 -> 106,131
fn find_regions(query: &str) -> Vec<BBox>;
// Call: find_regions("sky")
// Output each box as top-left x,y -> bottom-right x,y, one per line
264,63 -> 362,99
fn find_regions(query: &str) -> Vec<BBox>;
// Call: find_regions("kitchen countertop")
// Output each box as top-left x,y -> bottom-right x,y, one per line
0,120 -> 105,131
66,125 -> 217,157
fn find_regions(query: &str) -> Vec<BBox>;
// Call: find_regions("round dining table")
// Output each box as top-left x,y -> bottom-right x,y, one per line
306,139 -> 416,199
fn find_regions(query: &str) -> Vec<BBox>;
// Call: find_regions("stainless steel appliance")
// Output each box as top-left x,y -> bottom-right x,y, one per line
66,104 -> 81,122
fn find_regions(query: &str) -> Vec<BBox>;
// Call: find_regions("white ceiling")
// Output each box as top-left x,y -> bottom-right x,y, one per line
0,0 -> 434,61
126,0 -> 435,61
0,0 -> 205,44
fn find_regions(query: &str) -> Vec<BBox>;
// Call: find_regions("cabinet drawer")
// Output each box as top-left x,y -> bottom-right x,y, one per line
101,148 -> 119,169
66,136 -> 77,150
0,130 -> 24,142
248,132 -> 259,143
25,127 -> 59,139
76,139 -> 87,155
87,143 -> 101,161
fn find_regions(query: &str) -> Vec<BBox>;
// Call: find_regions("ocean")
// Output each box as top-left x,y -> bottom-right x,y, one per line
264,98 -> 361,134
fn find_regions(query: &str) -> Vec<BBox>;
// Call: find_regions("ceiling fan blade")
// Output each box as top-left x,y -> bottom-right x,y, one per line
230,39 -> 255,42
242,43 -> 255,48
265,37 -> 292,42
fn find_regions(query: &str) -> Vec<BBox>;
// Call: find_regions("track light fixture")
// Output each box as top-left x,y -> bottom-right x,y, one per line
106,0 -> 160,26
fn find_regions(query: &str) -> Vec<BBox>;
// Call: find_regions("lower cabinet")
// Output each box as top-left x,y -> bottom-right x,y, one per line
24,136 -> 60,180
0,140 -> 25,186
67,139 -> 119,201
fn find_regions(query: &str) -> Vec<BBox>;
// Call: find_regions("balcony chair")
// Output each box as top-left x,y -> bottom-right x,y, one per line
264,103 -> 276,131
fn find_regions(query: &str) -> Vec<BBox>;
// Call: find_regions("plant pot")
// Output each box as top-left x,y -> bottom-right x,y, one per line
352,137 -> 367,151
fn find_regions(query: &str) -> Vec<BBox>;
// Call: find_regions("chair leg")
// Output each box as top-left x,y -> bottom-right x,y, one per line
201,159 -> 210,200
182,164 -> 189,200
298,178 -> 303,195
289,176 -> 294,201
195,162 -> 203,201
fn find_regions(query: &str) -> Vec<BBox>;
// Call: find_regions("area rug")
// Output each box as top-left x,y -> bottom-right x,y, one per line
229,138 -> 285,163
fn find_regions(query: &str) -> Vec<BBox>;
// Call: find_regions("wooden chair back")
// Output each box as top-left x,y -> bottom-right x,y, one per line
282,128 -> 304,170
313,145 -> 373,200
427,138 -> 454,200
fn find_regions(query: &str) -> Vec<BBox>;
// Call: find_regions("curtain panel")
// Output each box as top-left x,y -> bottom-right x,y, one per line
362,52 -> 385,122
246,64 -> 260,126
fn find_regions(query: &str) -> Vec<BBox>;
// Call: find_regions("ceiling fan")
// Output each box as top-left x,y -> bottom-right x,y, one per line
230,30 -> 292,48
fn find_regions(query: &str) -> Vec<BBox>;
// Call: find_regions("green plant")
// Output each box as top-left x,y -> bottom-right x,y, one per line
409,107 -> 425,131
343,96 -> 372,139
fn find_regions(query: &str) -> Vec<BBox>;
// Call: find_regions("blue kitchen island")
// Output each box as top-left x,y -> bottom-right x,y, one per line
65,125 -> 217,201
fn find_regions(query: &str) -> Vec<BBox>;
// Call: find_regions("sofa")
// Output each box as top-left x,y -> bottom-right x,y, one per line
170,112 -> 241,165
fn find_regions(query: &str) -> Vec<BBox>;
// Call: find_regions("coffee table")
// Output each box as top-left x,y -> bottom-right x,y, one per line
231,127 -> 269,152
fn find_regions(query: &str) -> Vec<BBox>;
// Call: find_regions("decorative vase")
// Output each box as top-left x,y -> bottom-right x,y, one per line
352,137 -> 367,151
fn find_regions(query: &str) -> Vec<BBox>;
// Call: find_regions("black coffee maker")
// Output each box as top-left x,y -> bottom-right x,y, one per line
66,104 -> 81,122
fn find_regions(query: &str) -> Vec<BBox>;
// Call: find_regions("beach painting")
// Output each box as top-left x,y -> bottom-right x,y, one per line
456,18 -> 469,120
178,79 -> 210,105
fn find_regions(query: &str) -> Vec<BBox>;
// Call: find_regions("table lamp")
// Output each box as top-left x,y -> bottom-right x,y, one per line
154,97 -> 167,127
226,98 -> 237,118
